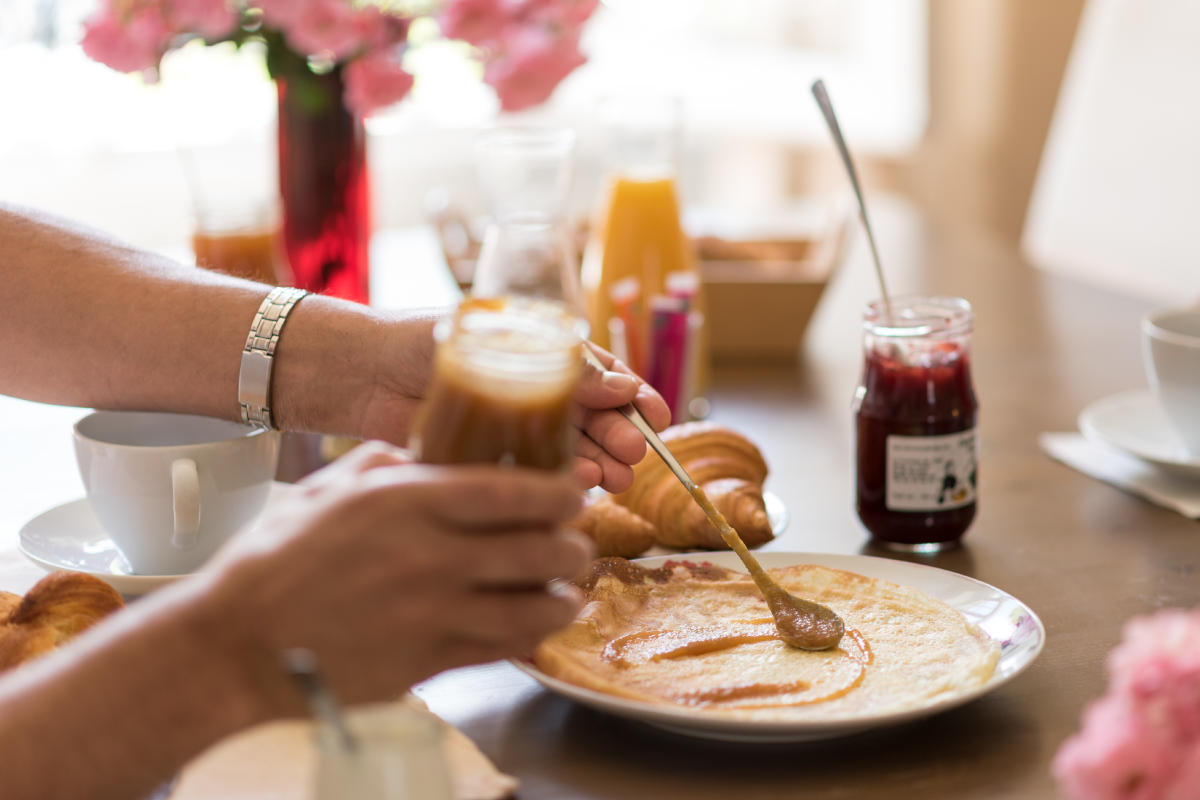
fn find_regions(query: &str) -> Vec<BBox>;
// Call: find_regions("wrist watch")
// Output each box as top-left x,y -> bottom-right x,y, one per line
238,286 -> 309,429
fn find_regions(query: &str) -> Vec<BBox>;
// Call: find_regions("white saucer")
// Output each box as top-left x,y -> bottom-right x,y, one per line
18,482 -> 295,596
1078,389 -> 1200,479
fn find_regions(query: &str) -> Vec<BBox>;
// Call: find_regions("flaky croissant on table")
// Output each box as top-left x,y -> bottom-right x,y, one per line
0,571 -> 125,672
571,421 -> 773,557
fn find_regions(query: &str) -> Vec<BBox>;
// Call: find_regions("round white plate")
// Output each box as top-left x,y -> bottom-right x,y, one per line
515,551 -> 1044,743
1079,389 -> 1200,479
18,482 -> 294,596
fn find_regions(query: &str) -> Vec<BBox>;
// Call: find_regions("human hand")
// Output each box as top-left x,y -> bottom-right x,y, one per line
570,344 -> 671,493
355,315 -> 671,493
197,442 -> 592,713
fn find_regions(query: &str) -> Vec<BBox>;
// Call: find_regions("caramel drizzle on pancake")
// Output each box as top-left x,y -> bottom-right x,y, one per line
603,620 -> 874,708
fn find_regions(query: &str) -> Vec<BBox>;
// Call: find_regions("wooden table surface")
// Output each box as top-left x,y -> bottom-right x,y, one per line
411,201 -> 1196,799
0,203 -> 1193,799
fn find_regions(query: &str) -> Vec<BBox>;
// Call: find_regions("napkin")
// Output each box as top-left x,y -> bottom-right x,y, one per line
1039,432 -> 1200,518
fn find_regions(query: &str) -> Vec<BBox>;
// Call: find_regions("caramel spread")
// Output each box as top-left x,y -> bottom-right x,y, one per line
603,618 -> 874,709
688,485 -> 844,650
535,559 -> 999,721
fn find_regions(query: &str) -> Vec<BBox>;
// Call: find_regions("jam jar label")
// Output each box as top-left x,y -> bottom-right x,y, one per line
885,430 -> 978,511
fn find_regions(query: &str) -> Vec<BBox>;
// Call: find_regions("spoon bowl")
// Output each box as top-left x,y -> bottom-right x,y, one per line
585,345 -> 844,650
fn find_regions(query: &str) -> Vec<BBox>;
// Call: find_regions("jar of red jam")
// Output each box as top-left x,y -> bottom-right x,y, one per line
854,296 -> 978,552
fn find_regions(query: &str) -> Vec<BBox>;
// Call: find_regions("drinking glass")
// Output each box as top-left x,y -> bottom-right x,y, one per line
408,126 -> 586,471
472,126 -> 584,319
312,703 -> 452,800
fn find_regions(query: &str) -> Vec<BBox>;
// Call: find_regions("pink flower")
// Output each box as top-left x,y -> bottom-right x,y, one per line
1162,744 -> 1200,800
81,2 -> 171,74
438,0 -> 509,49
512,0 -> 599,29
280,0 -> 363,61
1054,694 -> 1180,800
483,26 -> 585,111
344,50 -> 414,116
256,0 -> 314,31
166,0 -> 240,41
1054,609 -> 1200,800
352,5 -> 410,51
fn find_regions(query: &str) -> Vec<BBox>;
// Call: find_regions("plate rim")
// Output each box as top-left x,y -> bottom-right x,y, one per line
516,550 -> 1045,742
1078,388 -> 1200,475
18,497 -> 182,595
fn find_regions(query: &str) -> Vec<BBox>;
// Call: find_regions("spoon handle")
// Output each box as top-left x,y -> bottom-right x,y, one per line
581,345 -> 697,493
282,648 -> 359,753
810,79 -> 892,313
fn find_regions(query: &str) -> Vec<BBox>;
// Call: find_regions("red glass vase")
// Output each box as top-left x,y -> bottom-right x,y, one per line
276,70 -> 370,303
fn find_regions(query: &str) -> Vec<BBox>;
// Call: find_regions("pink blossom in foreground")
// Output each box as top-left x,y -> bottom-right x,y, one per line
1053,608 -> 1200,800
483,26 -> 585,111
344,50 -> 414,116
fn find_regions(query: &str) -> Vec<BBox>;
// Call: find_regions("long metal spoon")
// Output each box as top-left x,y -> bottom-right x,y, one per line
586,347 -> 844,650
283,648 -> 359,752
811,78 -> 893,318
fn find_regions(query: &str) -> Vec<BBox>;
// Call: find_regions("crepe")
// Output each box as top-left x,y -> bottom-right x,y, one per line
533,558 -> 1000,721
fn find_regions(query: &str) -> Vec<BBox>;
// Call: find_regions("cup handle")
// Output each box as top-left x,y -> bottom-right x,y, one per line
171,458 -> 201,550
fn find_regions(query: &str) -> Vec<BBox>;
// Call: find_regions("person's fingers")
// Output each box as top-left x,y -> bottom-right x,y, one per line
572,454 -> 603,490
580,408 -> 648,467
360,464 -> 582,527
456,528 -> 594,588
298,440 -> 410,490
632,381 -> 672,432
575,359 -> 640,409
444,588 -> 583,644
571,433 -> 635,492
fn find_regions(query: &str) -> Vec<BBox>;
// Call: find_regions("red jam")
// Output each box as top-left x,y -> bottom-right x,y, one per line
854,298 -> 978,551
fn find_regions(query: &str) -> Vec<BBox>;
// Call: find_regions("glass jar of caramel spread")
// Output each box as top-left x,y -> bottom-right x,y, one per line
411,296 -> 583,471
854,296 -> 979,552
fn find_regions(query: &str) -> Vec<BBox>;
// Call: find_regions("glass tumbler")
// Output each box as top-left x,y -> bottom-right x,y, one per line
312,702 -> 452,800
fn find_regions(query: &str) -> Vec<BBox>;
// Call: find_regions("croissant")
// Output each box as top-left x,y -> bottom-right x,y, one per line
0,571 -> 125,672
614,421 -> 773,549
571,495 -> 658,558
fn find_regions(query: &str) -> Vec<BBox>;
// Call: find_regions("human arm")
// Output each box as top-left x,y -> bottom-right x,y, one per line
0,203 -> 669,491
0,443 -> 590,800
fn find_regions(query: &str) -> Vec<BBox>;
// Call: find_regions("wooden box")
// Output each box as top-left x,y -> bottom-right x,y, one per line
693,205 -> 852,363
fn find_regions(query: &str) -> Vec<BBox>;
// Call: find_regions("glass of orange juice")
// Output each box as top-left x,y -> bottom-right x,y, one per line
581,95 -> 707,419
179,135 -> 286,285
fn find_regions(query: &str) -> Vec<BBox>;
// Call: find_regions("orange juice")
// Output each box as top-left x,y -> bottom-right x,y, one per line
192,226 -> 284,285
581,174 -> 707,395
582,175 -> 697,353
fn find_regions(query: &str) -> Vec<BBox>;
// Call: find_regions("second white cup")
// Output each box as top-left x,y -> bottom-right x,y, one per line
1142,307 -> 1200,457
74,411 -> 280,575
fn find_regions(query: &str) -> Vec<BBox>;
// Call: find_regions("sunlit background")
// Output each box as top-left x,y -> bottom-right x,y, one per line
1,0 -> 1195,301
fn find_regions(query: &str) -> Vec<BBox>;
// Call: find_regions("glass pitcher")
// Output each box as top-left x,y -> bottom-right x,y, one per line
408,126 -> 586,471
471,126 -> 584,317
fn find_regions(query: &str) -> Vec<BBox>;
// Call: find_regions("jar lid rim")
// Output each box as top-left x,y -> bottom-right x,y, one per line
862,296 -> 974,337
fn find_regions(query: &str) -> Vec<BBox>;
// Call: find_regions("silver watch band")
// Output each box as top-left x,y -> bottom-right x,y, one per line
238,286 -> 309,429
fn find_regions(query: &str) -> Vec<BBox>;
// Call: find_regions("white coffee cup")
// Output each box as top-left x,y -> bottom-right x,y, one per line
1142,307 -> 1200,457
74,411 -> 281,575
